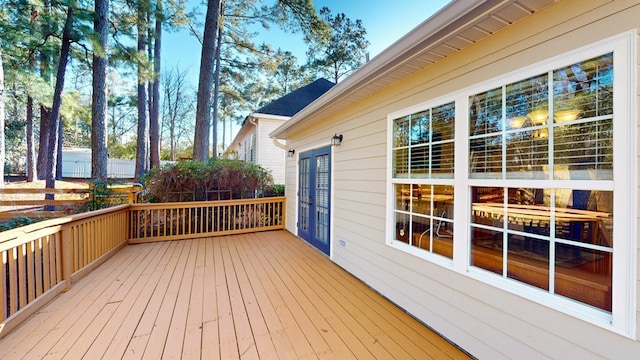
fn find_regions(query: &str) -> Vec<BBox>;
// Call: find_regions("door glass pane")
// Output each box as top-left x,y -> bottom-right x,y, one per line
299,157 -> 310,232
315,154 -> 329,244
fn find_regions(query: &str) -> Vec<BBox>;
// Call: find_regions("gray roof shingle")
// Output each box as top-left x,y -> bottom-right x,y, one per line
254,78 -> 335,117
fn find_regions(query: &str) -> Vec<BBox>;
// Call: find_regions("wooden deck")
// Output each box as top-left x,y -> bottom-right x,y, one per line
0,231 -> 470,359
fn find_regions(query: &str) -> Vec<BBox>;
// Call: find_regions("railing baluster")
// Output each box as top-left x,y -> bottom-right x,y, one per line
1,250 -> 7,321
27,240 -> 35,302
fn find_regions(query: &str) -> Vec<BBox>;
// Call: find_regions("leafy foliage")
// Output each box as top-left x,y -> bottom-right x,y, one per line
143,158 -> 277,202
0,216 -> 42,232
306,7 -> 369,83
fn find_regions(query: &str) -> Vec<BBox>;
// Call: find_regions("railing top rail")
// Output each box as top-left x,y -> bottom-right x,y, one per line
130,196 -> 286,209
0,188 -> 92,195
0,204 -> 130,244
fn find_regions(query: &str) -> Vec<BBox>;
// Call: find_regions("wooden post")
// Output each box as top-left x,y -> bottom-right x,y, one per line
61,226 -> 72,291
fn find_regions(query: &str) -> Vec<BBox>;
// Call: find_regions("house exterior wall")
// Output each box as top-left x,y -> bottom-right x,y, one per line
256,118 -> 286,184
283,1 -> 640,358
226,118 -> 286,184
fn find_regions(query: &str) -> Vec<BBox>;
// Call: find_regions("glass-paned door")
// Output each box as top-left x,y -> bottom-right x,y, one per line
298,147 -> 331,255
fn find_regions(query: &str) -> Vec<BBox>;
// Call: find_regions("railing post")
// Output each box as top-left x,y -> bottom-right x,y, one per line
61,226 -> 72,291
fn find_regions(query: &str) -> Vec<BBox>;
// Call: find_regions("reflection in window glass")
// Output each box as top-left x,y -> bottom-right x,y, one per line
554,53 -> 613,119
393,183 -> 454,259
469,88 -> 502,136
469,53 -> 613,183
470,135 -> 503,178
553,120 -> 613,180
392,102 -> 455,179
470,184 -> 613,311
506,73 -> 549,129
411,111 -> 430,145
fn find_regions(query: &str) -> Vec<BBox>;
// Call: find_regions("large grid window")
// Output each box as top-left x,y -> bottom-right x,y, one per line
392,102 -> 455,258
388,33 -> 634,331
469,53 -> 614,311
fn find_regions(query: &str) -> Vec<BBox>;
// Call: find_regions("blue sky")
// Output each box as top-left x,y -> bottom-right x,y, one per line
162,0 -> 452,87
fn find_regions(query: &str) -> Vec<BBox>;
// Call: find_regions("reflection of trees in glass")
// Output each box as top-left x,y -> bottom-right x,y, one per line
411,111 -> 429,145
506,74 -> 548,123
553,54 -> 614,177
433,102 -> 455,140
469,88 -> 502,136
554,53 -> 613,118
393,116 -> 410,148
393,102 -> 455,178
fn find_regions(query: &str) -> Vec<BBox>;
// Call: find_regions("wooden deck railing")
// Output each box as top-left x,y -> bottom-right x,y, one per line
0,197 -> 285,339
0,184 -> 143,218
0,204 -> 130,338
128,197 -> 286,243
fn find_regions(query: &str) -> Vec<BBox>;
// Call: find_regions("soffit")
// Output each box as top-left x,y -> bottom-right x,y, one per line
271,0 -> 559,139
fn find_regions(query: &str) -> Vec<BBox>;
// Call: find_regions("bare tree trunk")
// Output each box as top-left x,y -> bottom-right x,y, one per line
45,6 -> 74,197
211,12 -> 223,159
193,0 -> 221,161
26,96 -> 36,182
56,118 -> 62,180
134,2 -> 149,181
0,48 -> 5,188
149,0 -> 162,168
92,0 -> 109,181
37,106 -> 49,179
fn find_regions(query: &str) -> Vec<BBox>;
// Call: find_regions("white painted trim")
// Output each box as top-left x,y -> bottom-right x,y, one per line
251,113 -> 290,122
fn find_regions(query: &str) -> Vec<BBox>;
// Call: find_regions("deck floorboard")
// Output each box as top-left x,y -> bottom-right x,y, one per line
0,231 -> 471,359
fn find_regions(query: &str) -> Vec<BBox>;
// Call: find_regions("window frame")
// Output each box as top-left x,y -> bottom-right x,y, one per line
386,30 -> 636,336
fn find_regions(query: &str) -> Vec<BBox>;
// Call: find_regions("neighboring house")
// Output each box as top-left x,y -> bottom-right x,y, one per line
271,0 -> 640,358
225,78 -> 334,184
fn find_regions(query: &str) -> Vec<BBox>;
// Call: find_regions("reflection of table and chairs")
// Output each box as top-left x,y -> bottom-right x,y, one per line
472,202 -> 611,262
471,202 -> 612,310
417,210 -> 452,248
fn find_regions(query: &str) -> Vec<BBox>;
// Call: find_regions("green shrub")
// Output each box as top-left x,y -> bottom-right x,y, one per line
0,217 -> 42,232
143,159 -> 277,202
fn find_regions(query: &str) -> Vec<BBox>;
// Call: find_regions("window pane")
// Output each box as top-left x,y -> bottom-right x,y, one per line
553,119 -> 613,180
554,53 -> 613,120
554,190 -> 613,247
471,187 -> 504,221
507,188 -> 550,234
393,148 -> 409,178
506,73 -> 549,129
470,88 -> 502,136
394,184 -> 411,211
412,184 -> 431,216
471,226 -> 503,275
432,141 -> 455,178
432,102 -> 455,140
470,135 -> 503,178
411,214 -> 430,249
411,111 -> 430,145
393,115 -> 410,147
395,211 -> 410,243
507,233 -> 550,290
554,245 -> 612,311
506,129 -> 549,179
410,145 -> 429,178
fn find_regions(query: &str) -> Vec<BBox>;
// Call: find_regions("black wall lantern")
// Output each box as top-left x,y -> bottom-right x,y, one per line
331,133 -> 343,146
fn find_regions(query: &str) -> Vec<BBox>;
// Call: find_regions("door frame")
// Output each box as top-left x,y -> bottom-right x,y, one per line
297,146 -> 332,256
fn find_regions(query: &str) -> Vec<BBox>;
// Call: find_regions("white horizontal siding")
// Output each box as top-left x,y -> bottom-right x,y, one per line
284,0 -> 640,357
256,119 -> 286,184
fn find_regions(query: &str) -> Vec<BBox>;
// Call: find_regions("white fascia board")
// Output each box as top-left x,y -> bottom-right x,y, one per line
251,113 -> 291,122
